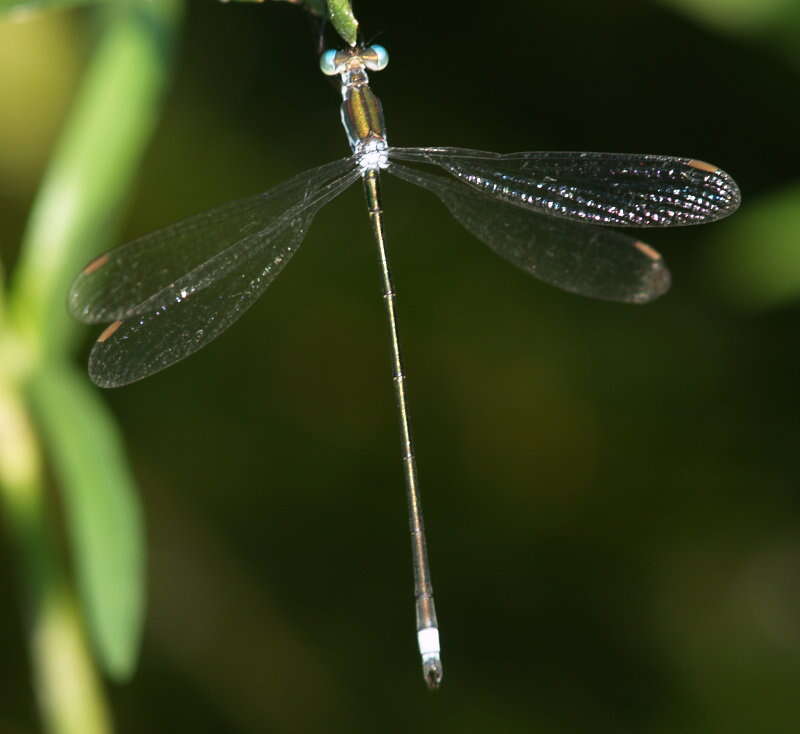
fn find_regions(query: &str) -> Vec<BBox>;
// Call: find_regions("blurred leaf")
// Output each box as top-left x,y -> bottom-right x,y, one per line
660,0 -> 800,71
659,0 -> 798,33
707,183 -> 800,310
0,0 -> 108,15
0,14 -> 82,191
4,0 -> 182,685
8,0 -> 182,359
0,376 -> 114,733
28,364 -> 144,680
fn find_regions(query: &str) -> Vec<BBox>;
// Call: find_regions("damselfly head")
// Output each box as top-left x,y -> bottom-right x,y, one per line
320,44 -> 389,77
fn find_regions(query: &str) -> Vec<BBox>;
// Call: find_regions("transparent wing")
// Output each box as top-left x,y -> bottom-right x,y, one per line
70,157 -> 357,323
389,147 -> 740,227
388,161 -> 670,304
73,158 -> 359,387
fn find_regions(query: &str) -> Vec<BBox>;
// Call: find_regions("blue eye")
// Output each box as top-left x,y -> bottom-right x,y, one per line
320,49 -> 339,76
364,44 -> 389,71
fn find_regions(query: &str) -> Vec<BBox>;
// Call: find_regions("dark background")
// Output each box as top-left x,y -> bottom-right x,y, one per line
3,1 -> 800,732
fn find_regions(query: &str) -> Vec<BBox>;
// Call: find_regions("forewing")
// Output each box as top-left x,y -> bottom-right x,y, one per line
389,162 -> 670,304
70,157 -> 357,323
389,147 -> 740,228
81,161 -> 360,387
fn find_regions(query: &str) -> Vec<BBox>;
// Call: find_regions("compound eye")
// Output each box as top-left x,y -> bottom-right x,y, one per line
320,49 -> 340,76
363,44 -> 389,71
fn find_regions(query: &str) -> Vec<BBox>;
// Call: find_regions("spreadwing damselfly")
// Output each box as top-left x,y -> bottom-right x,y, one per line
69,43 -> 741,689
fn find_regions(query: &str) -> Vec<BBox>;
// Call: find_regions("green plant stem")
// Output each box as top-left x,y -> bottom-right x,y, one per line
0,382 -> 112,734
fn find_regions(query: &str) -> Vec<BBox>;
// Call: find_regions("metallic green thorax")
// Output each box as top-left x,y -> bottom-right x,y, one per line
340,65 -> 387,153
342,82 -> 386,151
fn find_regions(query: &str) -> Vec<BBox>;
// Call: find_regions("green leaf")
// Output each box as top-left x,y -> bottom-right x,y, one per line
327,0 -> 357,46
28,364 -> 144,680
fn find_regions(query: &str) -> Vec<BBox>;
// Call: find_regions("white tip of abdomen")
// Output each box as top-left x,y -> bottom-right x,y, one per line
417,627 -> 443,689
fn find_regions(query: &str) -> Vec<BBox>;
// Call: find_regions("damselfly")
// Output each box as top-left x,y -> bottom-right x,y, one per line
69,44 -> 741,689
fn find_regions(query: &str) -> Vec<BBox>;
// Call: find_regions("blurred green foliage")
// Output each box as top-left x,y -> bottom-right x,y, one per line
1,1 -> 800,734
661,0 -> 800,311
1,2 -> 181,733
